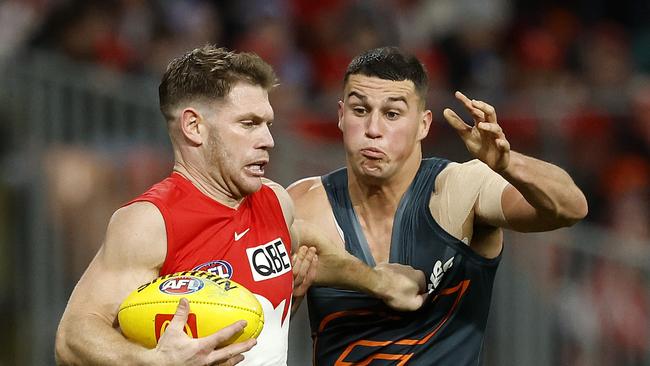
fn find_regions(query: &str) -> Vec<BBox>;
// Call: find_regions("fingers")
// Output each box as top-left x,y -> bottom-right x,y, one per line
201,320 -> 247,348
206,338 -> 256,365
293,246 -> 317,288
454,91 -> 498,125
470,99 -> 497,124
496,138 -> 510,152
167,298 -> 190,333
293,245 -> 318,298
476,121 -> 504,139
455,91 -> 485,121
214,354 -> 245,366
375,263 -> 429,311
295,254 -> 318,297
292,245 -> 307,265
442,108 -> 471,136
293,246 -> 316,274
306,254 -> 318,284
414,293 -> 428,310
477,122 -> 510,152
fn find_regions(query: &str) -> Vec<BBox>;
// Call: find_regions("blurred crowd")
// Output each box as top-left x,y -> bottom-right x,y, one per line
0,0 -> 648,364
3,0 -> 647,237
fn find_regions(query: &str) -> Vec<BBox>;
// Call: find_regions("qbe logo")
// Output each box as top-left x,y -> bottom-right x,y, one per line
246,239 -> 291,282
193,260 -> 233,279
158,277 -> 204,295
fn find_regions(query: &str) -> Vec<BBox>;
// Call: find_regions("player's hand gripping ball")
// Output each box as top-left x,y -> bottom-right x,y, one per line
118,270 -> 264,348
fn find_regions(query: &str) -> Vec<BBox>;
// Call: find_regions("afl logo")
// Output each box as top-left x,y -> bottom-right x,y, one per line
193,260 -> 233,279
159,276 -> 204,295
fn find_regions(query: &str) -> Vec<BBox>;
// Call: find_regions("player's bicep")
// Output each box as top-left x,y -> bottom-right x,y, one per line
62,202 -> 166,327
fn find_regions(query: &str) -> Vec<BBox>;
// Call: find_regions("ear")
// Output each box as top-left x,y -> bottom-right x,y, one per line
180,108 -> 203,145
417,109 -> 432,141
337,100 -> 344,131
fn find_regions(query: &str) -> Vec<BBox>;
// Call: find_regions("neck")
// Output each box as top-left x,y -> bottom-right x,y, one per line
173,162 -> 243,208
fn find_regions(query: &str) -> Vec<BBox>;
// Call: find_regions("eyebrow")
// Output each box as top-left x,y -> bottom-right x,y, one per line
347,91 -> 409,106
234,112 -> 273,122
387,96 -> 408,105
347,91 -> 367,101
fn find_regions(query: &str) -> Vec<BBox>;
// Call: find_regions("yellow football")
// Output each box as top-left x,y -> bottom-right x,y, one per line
118,270 -> 264,348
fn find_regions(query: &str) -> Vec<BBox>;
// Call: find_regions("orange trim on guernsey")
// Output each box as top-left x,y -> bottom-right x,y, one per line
314,280 -> 471,366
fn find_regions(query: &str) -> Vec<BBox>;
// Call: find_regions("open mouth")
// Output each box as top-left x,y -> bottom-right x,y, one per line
244,160 -> 268,177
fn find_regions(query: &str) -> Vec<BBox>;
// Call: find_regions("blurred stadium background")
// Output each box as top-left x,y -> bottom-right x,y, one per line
0,0 -> 648,365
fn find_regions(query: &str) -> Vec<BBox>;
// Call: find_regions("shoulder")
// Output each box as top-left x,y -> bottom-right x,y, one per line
286,176 -> 323,200
442,159 -> 491,175
103,201 -> 167,269
287,176 -> 327,207
111,200 -> 163,224
262,178 -> 293,226
287,176 -> 332,221
436,159 -> 496,189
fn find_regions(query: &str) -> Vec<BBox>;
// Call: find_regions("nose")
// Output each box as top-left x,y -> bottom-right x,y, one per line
365,110 -> 382,139
258,123 -> 275,149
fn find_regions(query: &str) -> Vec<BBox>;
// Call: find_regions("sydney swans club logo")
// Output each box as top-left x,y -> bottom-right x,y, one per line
159,276 -> 205,295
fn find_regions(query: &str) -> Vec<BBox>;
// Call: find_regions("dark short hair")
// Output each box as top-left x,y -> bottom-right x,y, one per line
159,45 -> 277,121
344,47 -> 428,102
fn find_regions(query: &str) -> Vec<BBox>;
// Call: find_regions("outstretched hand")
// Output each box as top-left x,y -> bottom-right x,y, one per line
375,262 -> 427,312
152,298 -> 256,366
443,91 -> 511,172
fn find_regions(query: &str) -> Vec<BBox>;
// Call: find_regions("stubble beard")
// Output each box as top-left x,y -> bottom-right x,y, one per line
207,130 -> 260,197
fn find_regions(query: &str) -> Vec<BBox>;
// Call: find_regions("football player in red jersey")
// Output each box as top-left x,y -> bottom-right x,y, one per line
55,45 -> 428,366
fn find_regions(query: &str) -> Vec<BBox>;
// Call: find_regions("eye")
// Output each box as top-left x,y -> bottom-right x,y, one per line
352,106 -> 367,116
386,111 -> 400,120
240,120 -> 256,128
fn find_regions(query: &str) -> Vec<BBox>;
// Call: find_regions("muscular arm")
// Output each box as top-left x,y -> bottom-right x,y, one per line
498,151 -> 588,232
55,203 -> 166,365
443,92 -> 588,233
291,219 -> 402,296
283,178 -> 426,311
55,202 -> 254,365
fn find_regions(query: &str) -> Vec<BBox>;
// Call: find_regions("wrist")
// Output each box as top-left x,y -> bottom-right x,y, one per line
500,151 -> 524,179
368,267 -> 393,302
140,349 -> 165,366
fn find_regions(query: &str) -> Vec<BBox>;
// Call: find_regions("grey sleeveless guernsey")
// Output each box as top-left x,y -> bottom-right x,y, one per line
307,158 -> 501,365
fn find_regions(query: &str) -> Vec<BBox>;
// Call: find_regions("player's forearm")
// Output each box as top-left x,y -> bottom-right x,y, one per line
296,221 -> 425,311
314,251 -> 387,296
294,221 -> 387,297
500,151 -> 588,228
55,314 -> 157,366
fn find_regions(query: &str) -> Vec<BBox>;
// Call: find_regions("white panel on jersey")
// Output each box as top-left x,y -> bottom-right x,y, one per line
240,295 -> 290,366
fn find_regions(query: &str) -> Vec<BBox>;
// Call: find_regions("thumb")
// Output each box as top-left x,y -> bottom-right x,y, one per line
443,108 -> 471,137
167,298 -> 190,332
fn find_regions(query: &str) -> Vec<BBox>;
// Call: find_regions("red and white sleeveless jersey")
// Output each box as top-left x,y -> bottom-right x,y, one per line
127,172 -> 293,366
